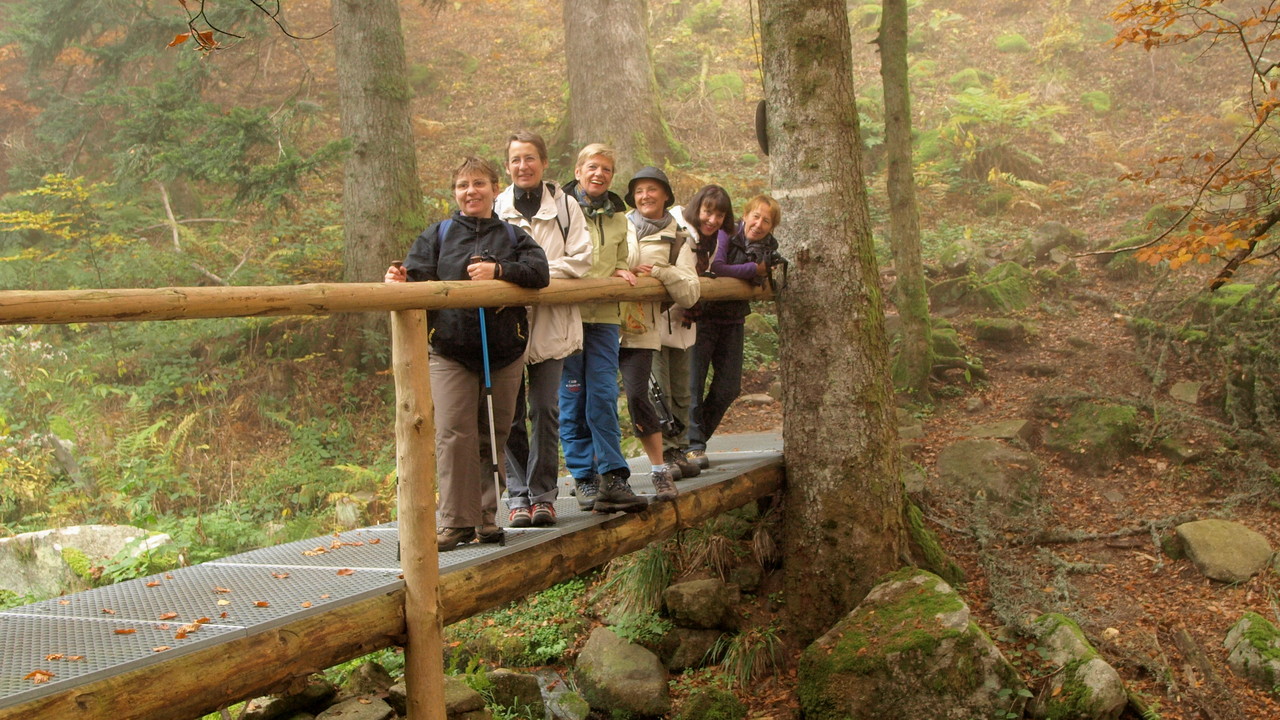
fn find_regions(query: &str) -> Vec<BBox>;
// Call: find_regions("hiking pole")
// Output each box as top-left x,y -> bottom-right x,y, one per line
473,257 -> 506,546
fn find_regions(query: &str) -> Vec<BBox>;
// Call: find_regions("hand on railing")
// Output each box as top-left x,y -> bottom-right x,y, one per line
385,263 -> 407,283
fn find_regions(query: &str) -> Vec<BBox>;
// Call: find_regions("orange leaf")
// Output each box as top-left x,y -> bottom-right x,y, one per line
195,617 -> 210,624
272,572 -> 289,579
165,574 -> 173,579
301,601 -> 312,608
152,646 -> 171,653
320,594 -> 330,599
174,632 -> 188,640
219,612 -> 229,619
66,656 -> 84,661
101,608 -> 116,615
158,612 -> 178,621
369,538 -> 382,545
58,600 -> 70,605
157,624 -> 171,631
196,31 -> 215,47
114,629 -> 136,635
213,587 -> 231,594
146,581 -> 161,587
337,568 -> 355,576
168,33 -> 190,48
254,601 -> 270,608
45,654 -> 64,661
24,670 -> 54,684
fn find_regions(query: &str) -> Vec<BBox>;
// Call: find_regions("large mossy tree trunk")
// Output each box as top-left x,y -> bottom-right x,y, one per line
563,0 -> 685,179
332,0 -> 425,357
878,0 -> 932,399
759,0 -> 909,643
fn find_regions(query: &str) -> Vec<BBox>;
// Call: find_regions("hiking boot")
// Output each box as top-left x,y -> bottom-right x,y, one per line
593,470 -> 649,514
662,456 -> 683,480
437,526 -> 475,551
664,447 -> 700,478
477,524 -> 504,543
575,476 -> 600,511
508,506 -> 532,528
531,502 -> 557,527
687,448 -> 710,469
651,468 -> 678,502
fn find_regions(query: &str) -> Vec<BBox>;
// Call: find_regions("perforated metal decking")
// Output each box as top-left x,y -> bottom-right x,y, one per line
1,445 -> 781,715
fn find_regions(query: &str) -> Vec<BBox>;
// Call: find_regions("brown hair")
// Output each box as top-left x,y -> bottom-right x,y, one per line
575,143 -> 617,170
506,130 -> 549,162
451,156 -> 500,186
743,194 -> 782,228
682,185 -> 735,238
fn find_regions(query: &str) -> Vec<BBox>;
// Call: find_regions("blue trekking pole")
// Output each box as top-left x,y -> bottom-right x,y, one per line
473,256 -> 506,545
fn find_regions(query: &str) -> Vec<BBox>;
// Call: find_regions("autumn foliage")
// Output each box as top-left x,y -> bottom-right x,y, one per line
1111,1 -> 1280,285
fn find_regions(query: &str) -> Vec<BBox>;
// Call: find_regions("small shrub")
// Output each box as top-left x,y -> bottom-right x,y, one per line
1080,90 -> 1112,114
947,67 -> 991,91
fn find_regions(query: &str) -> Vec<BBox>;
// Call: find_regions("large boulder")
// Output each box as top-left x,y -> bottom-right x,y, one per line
484,669 -> 545,718
798,569 -> 1024,720
575,627 -> 670,716
1029,614 -> 1127,720
243,677 -> 337,720
1224,612 -> 1280,692
1027,222 -> 1087,263
1175,519 -> 1274,583
1042,402 -> 1139,473
313,697 -> 393,720
657,628 -> 723,671
935,439 -> 1040,504
0,525 -> 170,598
674,687 -> 746,720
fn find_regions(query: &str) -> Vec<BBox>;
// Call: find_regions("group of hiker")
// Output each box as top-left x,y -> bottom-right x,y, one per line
384,132 -> 782,551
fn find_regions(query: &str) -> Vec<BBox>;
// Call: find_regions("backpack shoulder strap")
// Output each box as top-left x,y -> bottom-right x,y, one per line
549,181 -> 570,241
505,221 -> 516,246
437,218 -> 452,246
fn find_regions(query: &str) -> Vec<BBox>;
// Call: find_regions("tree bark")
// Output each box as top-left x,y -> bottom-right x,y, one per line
563,0 -> 685,179
878,0 -> 932,399
759,0 -> 909,643
332,0 -> 424,355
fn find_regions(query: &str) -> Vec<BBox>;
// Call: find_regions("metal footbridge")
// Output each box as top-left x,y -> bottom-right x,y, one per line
1,436 -> 783,720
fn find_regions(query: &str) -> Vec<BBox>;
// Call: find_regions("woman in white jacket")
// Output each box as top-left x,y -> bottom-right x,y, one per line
616,166 -> 701,504
496,131 -> 592,527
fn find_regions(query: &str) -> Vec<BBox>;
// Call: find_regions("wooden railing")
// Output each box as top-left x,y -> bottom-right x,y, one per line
0,276 -> 770,719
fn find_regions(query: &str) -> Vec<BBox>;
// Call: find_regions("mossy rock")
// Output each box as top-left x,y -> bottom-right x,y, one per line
1029,614 -> 1128,719
1102,238 -> 1150,280
948,67 -> 992,91
675,687 -> 746,720
1080,90 -> 1112,114
973,318 -> 1027,344
977,262 -> 1034,312
60,547 -> 95,583
1042,402 -> 1139,473
995,33 -> 1032,53
798,569 -> 1023,720
931,326 -> 966,358
1225,612 -> 1280,692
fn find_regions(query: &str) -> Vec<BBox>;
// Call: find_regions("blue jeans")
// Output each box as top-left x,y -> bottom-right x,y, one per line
559,323 -> 629,481
688,322 -> 745,451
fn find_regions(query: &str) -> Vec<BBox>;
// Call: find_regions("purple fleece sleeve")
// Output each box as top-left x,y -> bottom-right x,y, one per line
710,230 -> 758,279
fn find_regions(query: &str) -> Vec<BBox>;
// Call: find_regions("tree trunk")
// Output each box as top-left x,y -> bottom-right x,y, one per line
563,0 -> 685,179
878,0 -> 932,398
332,0 -> 424,355
759,0 -> 909,643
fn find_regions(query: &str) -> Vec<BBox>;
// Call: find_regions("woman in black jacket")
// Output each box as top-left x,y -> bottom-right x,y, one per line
385,157 -> 550,551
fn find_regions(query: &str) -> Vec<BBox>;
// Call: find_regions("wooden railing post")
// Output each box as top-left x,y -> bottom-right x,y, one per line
390,309 -> 445,720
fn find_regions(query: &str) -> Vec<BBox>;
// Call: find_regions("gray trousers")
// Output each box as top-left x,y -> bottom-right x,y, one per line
504,357 -> 566,507
431,354 -> 523,529
653,346 -> 692,451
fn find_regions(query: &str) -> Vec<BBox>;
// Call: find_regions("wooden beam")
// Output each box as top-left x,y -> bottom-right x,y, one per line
0,277 -> 771,325
0,463 -> 783,720
390,309 -> 445,720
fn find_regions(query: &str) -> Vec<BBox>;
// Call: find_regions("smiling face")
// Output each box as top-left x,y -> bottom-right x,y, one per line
507,140 -> 548,190
454,170 -> 497,218
574,154 -> 615,199
743,206 -> 775,242
697,200 -> 726,238
631,179 -> 670,220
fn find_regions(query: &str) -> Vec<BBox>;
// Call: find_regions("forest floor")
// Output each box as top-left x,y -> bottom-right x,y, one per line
706,248 -> 1280,719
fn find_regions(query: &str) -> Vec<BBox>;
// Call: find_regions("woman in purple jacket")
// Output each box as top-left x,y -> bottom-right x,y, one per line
686,194 -> 780,467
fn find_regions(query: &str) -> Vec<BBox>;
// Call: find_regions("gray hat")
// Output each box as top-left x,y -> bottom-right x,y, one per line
625,166 -> 675,209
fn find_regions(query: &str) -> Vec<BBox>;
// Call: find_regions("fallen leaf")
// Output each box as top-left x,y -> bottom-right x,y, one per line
369,538 -> 382,545
45,654 -> 64,661
301,601 -> 312,608
272,572 -> 289,579
167,33 -> 190,48
158,612 -> 178,621
320,594 -> 330,599
174,632 -> 188,640
213,587 -> 231,594
218,612 -> 229,619
152,646 -> 171,653
217,599 -> 230,606
337,568 -> 355,576
254,601 -> 270,608
178,624 -> 199,634
157,624 -> 171,631
195,617 -> 210,624
145,581 -> 161,587
358,698 -> 371,705
114,629 -> 136,635
58,600 -> 70,605
24,670 -> 54,685
101,608 -> 116,615
66,656 -> 84,661
165,574 -> 173,579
